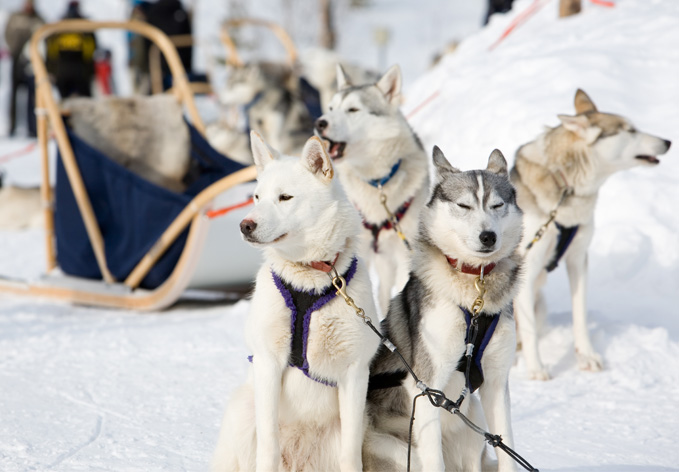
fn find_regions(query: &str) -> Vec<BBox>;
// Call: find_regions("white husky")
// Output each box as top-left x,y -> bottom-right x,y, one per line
364,147 -> 524,472
211,132 -> 380,471
511,89 -> 672,380
315,64 -> 430,316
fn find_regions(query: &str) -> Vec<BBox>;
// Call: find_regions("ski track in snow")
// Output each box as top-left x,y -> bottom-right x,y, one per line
1,0 -> 679,470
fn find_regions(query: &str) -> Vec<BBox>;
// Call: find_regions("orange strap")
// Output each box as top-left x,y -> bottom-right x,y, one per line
206,197 -> 254,219
590,0 -> 615,7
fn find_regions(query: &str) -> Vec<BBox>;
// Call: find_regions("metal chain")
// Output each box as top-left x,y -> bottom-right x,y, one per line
526,186 -> 573,250
378,184 -> 412,250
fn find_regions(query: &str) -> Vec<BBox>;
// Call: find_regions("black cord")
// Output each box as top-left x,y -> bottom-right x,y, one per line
364,318 -> 540,472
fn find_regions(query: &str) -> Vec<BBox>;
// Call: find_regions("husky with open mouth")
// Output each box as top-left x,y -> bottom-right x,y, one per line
511,89 -> 672,380
315,64 -> 430,317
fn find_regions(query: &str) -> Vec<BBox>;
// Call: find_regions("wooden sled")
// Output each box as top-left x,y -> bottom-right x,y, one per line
220,17 -> 298,68
0,20 -> 259,311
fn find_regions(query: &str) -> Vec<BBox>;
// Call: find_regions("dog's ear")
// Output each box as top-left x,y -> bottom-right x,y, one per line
336,63 -> 352,90
250,130 -> 278,174
558,114 -> 601,143
574,89 -> 597,114
486,149 -> 508,175
376,64 -> 402,104
432,146 -> 460,176
301,136 -> 334,183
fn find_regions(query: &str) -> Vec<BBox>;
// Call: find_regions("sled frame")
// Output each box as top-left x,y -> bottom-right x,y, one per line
0,20 -> 256,310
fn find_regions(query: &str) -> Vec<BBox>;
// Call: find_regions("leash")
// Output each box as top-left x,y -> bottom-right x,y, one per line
328,264 -> 539,472
525,171 -> 573,250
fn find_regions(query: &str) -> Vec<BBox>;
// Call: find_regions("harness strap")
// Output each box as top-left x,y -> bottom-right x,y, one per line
362,197 -> 414,252
367,159 -> 402,188
270,257 -> 359,387
545,223 -> 579,272
456,307 -> 501,393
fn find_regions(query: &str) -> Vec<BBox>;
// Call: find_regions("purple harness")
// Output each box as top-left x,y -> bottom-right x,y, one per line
269,257 -> 358,387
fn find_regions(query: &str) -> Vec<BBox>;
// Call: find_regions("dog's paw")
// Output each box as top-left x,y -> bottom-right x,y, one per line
527,367 -> 551,381
576,350 -> 603,371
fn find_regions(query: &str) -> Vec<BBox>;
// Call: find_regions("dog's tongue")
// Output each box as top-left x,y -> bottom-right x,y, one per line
329,142 -> 345,160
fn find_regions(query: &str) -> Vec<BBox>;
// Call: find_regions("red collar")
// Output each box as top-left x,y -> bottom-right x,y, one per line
309,253 -> 340,273
445,256 -> 496,276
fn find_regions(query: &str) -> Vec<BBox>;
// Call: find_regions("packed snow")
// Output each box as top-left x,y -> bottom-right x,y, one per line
1,0 -> 678,470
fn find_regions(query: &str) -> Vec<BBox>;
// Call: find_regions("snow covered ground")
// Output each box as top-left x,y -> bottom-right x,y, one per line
1,0 -> 679,470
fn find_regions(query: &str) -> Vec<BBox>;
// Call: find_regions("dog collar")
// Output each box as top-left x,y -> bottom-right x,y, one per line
367,159 -> 402,188
445,256 -> 496,276
308,253 -> 340,273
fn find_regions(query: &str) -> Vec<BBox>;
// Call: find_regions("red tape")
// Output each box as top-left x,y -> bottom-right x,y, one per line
0,141 -> 38,164
489,0 -> 547,51
590,0 -> 615,7
206,197 -> 254,219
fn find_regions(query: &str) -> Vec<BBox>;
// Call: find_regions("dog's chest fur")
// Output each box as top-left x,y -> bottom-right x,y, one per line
247,262 -> 378,382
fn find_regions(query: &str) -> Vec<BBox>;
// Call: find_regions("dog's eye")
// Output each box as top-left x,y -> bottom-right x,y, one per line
329,106 -> 334,111
279,194 -> 293,202
491,202 -> 505,209
254,194 -> 259,202
457,203 -> 471,210
347,107 -> 360,113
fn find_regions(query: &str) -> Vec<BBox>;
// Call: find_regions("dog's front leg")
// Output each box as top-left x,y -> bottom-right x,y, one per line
338,361 -> 370,472
480,380 -> 516,472
565,234 -> 603,372
253,356 -> 283,471
407,381 -> 445,471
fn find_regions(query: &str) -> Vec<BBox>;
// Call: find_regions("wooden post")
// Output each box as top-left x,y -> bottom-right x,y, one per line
319,0 -> 336,50
560,0 -> 581,17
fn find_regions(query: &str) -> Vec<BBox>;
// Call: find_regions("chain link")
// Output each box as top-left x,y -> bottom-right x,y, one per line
526,186 -> 572,250
378,184 -> 411,250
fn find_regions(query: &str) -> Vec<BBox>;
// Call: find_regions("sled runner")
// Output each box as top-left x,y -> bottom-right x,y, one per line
0,20 -> 259,310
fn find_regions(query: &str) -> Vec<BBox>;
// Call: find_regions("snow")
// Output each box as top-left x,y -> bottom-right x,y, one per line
1,0 -> 679,470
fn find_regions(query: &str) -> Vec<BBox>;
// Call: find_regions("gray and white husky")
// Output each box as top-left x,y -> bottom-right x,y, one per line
363,148 -> 523,472
211,132 -> 380,471
511,89 -> 672,380
315,64 -> 430,317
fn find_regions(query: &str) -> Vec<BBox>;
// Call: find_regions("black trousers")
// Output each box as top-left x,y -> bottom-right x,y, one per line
9,55 -> 37,137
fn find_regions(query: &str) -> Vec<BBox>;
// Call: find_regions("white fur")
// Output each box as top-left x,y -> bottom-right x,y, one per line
212,132 -> 380,472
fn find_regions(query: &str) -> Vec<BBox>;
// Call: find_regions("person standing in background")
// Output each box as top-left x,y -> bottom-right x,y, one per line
485,0 -> 515,25
45,1 -> 97,99
5,0 -> 44,137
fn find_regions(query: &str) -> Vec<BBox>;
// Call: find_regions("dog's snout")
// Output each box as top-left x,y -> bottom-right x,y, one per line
479,231 -> 497,248
315,118 -> 328,131
240,219 -> 257,236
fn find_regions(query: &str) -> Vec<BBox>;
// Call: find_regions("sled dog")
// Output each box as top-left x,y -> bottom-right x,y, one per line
364,148 -> 523,471
315,64 -> 430,316
511,89 -> 672,379
207,61 -> 314,165
211,132 -> 380,471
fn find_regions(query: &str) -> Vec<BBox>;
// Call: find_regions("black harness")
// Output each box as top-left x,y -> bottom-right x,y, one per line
546,222 -> 579,272
369,307 -> 501,394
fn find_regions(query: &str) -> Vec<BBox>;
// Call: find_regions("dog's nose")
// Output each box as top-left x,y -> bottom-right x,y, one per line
315,118 -> 328,131
664,139 -> 672,150
479,231 -> 497,248
240,219 -> 257,236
